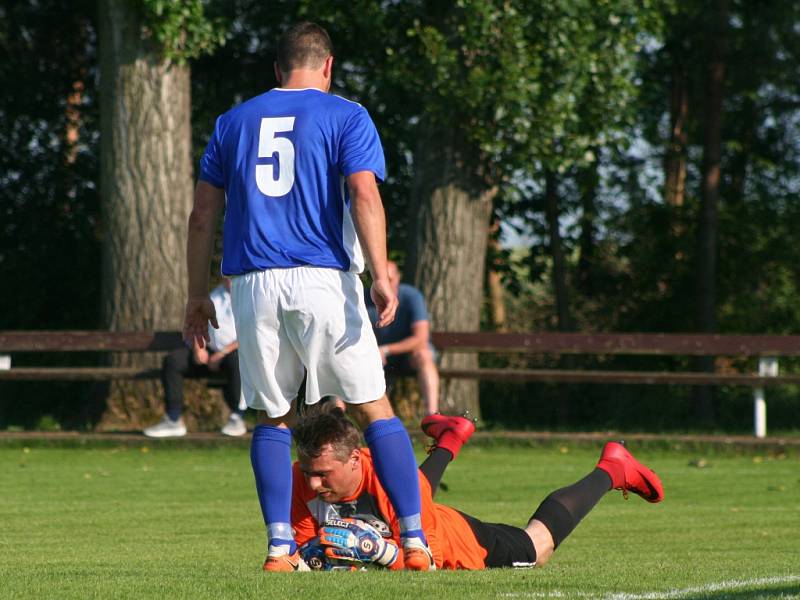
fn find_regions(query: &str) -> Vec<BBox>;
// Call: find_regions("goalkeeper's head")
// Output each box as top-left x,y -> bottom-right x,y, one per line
293,403 -> 363,502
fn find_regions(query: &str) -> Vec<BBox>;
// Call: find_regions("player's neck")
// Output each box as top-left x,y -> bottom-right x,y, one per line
278,70 -> 329,92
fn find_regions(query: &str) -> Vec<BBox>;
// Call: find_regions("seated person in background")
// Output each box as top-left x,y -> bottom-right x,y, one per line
291,405 -> 664,571
365,261 -> 439,416
144,278 -> 246,437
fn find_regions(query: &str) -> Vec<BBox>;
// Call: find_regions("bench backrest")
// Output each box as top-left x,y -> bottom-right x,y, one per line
3,330 -> 800,357
430,332 -> 800,356
0,331 -> 184,352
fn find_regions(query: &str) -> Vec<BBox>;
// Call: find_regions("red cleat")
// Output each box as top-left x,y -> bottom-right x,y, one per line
421,413 -> 476,459
596,441 -> 664,503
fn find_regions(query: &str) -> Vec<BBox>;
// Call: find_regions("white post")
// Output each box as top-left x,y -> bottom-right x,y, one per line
754,357 -> 778,438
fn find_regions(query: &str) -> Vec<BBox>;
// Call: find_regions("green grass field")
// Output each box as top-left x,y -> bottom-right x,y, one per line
1,441 -> 798,599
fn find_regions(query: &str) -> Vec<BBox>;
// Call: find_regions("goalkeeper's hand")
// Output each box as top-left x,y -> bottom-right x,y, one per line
298,537 -> 356,571
319,518 -> 399,567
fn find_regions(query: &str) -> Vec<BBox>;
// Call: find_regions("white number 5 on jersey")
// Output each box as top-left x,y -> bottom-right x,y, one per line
256,117 -> 295,197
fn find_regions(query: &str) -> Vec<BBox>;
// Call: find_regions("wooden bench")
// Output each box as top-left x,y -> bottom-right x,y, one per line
0,331 -> 185,381
2,330 -> 799,436
431,332 -> 800,386
430,331 -> 800,438
3,330 -> 800,385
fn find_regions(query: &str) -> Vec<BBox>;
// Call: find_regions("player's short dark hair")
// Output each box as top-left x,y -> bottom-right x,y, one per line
276,22 -> 333,73
293,403 -> 361,462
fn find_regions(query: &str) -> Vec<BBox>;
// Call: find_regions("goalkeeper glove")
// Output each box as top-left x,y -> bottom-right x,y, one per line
319,517 -> 399,567
298,537 -> 357,571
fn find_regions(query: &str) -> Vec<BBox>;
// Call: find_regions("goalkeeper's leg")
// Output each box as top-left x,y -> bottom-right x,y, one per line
419,413 -> 476,497
418,448 -> 452,498
417,413 -> 474,496
526,442 -> 664,566
463,457 -> 618,568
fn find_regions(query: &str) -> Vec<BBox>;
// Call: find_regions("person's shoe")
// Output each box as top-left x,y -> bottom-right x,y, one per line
421,412 -> 476,442
221,413 -> 247,437
421,412 -> 476,459
263,550 -> 309,572
596,441 -> 664,503
143,415 -> 186,438
402,537 -> 436,571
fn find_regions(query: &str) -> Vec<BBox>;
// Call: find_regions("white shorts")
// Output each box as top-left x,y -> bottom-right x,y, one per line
230,267 -> 386,417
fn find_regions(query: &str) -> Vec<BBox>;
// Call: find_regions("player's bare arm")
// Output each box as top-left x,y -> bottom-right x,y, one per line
208,341 -> 237,371
192,340 -> 210,365
381,320 -> 430,357
347,170 -> 397,327
184,180 -> 225,347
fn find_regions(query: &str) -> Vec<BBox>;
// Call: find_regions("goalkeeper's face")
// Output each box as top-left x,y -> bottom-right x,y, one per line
299,444 -> 362,503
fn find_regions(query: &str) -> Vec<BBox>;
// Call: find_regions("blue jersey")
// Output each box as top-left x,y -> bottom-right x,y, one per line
199,88 -> 386,275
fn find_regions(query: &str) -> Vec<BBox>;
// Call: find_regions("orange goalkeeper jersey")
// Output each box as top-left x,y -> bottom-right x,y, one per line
291,448 -> 487,570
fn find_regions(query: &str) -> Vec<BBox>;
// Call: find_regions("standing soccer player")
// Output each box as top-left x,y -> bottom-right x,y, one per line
183,22 -> 433,571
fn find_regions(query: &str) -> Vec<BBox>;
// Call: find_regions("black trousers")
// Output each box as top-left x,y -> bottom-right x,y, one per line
161,347 -> 242,418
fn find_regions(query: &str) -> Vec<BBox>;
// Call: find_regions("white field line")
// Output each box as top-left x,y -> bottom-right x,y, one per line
498,575 -> 800,599
601,575 -> 800,600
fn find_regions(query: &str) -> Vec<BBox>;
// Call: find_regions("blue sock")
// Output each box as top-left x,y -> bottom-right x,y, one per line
250,425 -> 296,554
364,417 -> 427,545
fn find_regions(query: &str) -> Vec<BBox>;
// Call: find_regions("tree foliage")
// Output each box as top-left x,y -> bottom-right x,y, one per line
0,0 -> 100,330
3,0 -> 800,431
139,0 -> 226,63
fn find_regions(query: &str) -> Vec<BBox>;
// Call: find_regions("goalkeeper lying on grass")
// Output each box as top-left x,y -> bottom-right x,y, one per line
289,404 -> 664,571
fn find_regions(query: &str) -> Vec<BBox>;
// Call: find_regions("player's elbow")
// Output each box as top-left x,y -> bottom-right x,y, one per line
350,190 -> 382,214
412,343 -> 433,361
189,181 -> 224,232
188,206 -> 216,233
189,202 -> 222,233
347,172 -> 381,207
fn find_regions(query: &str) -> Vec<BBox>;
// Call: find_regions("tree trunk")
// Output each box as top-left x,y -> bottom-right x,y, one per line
693,0 -> 728,425
577,158 -> 599,296
544,170 -> 574,425
97,0 -> 196,430
486,218 -> 507,331
406,130 -> 494,420
729,98 -> 756,206
662,63 -> 690,297
544,170 -> 573,331
665,68 -> 689,209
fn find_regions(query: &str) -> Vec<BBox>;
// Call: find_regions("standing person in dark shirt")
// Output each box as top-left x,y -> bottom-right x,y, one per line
366,261 -> 439,416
